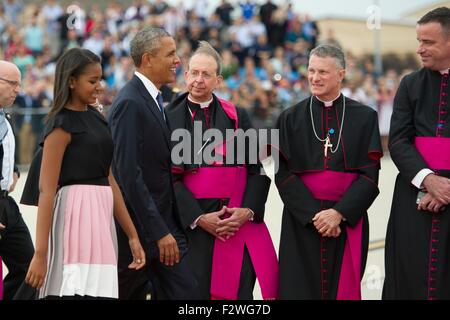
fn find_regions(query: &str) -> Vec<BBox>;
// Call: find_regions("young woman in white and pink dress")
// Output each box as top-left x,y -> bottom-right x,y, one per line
24,48 -> 146,299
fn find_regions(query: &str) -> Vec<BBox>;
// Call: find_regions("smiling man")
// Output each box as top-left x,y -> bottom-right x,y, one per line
383,7 -> 450,300
108,27 -> 196,300
274,44 -> 382,299
166,41 -> 278,300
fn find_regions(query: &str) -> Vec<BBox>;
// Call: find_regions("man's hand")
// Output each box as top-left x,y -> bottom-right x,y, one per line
217,207 -> 253,232
312,208 -> 344,236
323,225 -> 342,238
8,172 -> 19,193
423,174 -> 450,205
418,192 -> 446,213
156,233 -> 180,266
197,206 -> 237,241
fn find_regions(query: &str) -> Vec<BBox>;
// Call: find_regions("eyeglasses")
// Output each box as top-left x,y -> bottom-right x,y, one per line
188,70 -> 215,80
0,77 -> 21,88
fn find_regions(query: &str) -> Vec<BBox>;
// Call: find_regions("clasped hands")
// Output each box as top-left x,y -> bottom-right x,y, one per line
417,174 -> 450,213
312,208 -> 343,238
197,206 -> 253,241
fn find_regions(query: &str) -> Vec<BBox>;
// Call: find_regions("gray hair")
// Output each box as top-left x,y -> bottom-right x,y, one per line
189,41 -> 222,75
310,44 -> 346,69
130,27 -> 171,67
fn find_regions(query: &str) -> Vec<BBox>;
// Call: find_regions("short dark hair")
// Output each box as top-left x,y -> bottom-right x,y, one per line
417,7 -> 450,36
130,27 -> 171,67
47,48 -> 101,120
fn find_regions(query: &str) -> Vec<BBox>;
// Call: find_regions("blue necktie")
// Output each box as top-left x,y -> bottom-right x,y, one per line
156,93 -> 166,121
0,109 -> 9,143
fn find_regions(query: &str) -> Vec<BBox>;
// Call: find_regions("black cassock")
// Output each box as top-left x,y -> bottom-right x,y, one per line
166,93 -> 270,299
383,69 -> 450,299
275,94 -> 382,299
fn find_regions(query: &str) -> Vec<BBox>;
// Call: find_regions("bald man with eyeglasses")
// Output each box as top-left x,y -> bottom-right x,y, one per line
0,60 -> 34,300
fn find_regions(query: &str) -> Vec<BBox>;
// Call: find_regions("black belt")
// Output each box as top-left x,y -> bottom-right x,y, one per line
0,190 -> 9,197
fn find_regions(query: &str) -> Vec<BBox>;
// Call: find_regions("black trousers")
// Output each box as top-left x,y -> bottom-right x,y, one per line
0,196 -> 34,300
115,221 -> 198,300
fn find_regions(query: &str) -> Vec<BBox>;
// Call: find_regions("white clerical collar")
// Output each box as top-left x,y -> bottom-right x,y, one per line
315,93 -> 341,107
440,68 -> 449,75
187,95 -> 213,109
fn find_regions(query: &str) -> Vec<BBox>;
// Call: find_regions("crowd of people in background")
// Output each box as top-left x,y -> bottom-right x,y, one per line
0,0 -> 418,163
0,0 -> 449,302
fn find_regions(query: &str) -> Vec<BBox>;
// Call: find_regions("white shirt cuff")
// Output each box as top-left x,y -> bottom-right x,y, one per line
190,214 -> 204,230
412,169 -> 434,189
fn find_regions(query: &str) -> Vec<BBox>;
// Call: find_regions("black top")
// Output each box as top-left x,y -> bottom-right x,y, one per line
276,94 -> 382,173
166,93 -> 270,228
275,94 -> 382,226
40,106 -> 113,187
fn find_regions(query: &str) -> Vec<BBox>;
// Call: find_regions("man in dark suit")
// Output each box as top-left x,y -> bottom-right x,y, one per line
108,27 -> 197,300
13,90 -> 43,165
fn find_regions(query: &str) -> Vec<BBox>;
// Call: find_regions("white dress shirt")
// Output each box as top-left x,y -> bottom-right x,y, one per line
1,119 -> 15,191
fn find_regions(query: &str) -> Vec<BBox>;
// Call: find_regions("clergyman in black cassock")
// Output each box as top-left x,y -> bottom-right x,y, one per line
275,45 -> 382,299
383,7 -> 450,300
166,41 -> 277,300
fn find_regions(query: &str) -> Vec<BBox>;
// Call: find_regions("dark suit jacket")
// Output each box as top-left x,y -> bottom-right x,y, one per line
108,75 -> 181,247
13,94 -> 43,133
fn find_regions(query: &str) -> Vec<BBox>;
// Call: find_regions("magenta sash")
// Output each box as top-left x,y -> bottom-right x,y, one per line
183,166 -> 279,300
0,256 -> 3,300
415,137 -> 450,170
298,170 -> 362,300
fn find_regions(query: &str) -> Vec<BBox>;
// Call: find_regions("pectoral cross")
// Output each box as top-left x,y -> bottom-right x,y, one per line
324,135 -> 333,157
